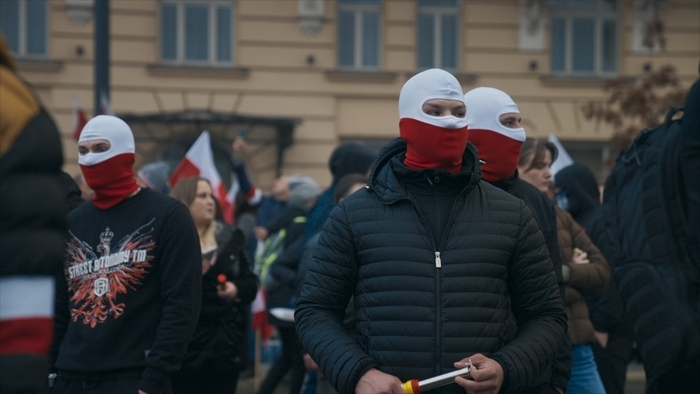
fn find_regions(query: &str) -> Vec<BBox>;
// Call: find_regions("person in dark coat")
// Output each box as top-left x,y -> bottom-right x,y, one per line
464,86 -> 570,394
0,33 -> 68,394
302,142 -> 375,242
258,174 -> 319,394
555,163 -> 634,394
170,177 -> 259,394
295,69 -> 567,394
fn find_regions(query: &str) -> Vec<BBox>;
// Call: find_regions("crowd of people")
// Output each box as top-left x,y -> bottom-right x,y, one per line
1,31 -> 699,394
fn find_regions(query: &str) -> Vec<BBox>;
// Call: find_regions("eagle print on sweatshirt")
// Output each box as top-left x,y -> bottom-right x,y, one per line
64,219 -> 156,327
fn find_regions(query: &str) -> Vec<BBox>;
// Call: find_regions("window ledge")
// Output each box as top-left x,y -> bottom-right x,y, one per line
540,74 -> 635,88
454,73 -> 478,84
325,70 -> 398,83
16,59 -> 64,73
147,64 -> 250,79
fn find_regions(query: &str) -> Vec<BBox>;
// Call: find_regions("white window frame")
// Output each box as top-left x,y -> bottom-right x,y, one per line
160,0 -> 234,66
337,0 -> 381,71
1,0 -> 49,58
551,0 -> 619,76
417,0 -> 460,71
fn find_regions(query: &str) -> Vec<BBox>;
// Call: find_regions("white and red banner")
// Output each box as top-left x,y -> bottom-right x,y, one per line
0,276 -> 55,356
72,95 -> 89,142
169,131 -> 235,223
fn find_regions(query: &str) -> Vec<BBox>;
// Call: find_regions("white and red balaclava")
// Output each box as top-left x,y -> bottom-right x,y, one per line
78,115 -> 140,209
463,87 -> 526,182
399,68 -> 469,174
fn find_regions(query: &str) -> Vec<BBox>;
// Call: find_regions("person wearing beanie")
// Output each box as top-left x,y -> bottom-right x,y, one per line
303,142 -> 375,241
464,87 -> 571,394
0,33 -> 67,394
296,69 -> 566,394
137,161 -> 171,194
50,115 -> 202,394
256,174 -> 318,394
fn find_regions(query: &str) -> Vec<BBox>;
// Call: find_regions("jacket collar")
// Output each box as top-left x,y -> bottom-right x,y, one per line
368,137 -> 482,203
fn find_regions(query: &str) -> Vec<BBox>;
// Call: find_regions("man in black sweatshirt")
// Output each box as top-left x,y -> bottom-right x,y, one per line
50,115 -> 202,394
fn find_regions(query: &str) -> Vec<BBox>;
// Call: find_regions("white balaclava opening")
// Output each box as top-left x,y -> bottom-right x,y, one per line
398,68 -> 469,173
463,87 -> 525,182
78,115 -> 139,209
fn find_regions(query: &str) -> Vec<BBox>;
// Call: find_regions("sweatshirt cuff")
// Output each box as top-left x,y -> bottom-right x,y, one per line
139,366 -> 169,394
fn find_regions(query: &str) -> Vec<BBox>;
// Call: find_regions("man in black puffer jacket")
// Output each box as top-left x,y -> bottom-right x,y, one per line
296,69 -> 567,394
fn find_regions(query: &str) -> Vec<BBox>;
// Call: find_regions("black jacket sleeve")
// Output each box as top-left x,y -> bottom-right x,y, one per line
490,202 -> 568,394
138,205 -> 202,394
295,205 -> 377,394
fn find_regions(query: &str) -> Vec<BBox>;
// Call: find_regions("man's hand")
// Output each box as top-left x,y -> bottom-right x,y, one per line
233,137 -> 248,157
454,354 -> 504,394
138,391 -> 147,394
355,368 -> 404,394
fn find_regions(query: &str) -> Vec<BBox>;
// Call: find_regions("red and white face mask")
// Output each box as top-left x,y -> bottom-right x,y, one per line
398,69 -> 469,174
463,87 -> 526,182
78,115 -> 139,209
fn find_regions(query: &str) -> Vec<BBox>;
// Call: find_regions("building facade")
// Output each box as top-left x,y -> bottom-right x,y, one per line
3,0 -> 699,189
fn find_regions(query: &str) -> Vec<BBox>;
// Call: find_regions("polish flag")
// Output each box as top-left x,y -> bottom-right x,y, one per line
100,91 -> 115,116
72,95 -> 89,141
251,288 -> 274,343
169,131 -> 235,223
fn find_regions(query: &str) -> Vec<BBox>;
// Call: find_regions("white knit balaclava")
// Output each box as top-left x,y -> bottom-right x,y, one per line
78,115 -> 139,209
463,87 -> 526,182
398,68 -> 469,173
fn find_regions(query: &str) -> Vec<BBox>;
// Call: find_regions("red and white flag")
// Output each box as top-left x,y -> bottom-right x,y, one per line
169,131 -> 235,223
0,277 -> 55,357
100,91 -> 114,116
72,95 -> 89,141
251,288 -> 274,343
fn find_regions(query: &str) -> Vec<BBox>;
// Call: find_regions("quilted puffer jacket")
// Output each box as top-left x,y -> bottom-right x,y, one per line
296,138 -> 567,394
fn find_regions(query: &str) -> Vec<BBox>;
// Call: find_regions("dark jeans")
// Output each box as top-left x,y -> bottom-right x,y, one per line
171,366 -> 239,394
257,327 -> 305,394
51,376 -> 172,394
591,333 -> 634,394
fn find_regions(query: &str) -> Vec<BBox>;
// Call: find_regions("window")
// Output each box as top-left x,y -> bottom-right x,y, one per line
417,0 -> 459,70
551,0 -> 618,76
337,0 -> 380,70
0,0 -> 48,58
160,0 -> 233,66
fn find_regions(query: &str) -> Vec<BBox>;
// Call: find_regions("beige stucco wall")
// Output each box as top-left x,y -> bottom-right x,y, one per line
14,0 -> 700,190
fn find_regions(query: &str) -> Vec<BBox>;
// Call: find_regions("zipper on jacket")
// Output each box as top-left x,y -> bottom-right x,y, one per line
435,252 -> 442,268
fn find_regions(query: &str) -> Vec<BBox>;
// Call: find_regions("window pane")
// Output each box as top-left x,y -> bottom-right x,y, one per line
602,20 -> 617,72
185,5 -> 209,61
551,18 -> 566,72
601,0 -> 618,12
418,0 -> 457,8
551,0 -> 567,11
216,7 -> 231,62
26,0 -> 47,55
572,0 -> 595,11
417,14 -> 434,69
338,11 -> 355,67
161,4 -> 177,60
441,15 -> 457,69
572,19 -> 595,72
361,11 -> 378,67
0,0 -> 19,53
